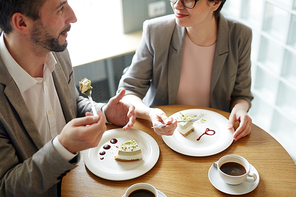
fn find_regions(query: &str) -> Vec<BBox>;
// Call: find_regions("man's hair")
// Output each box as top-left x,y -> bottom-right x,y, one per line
208,0 -> 226,19
0,0 -> 46,34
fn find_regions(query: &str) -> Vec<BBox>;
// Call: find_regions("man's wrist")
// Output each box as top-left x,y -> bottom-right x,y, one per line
53,136 -> 77,162
100,104 -> 110,123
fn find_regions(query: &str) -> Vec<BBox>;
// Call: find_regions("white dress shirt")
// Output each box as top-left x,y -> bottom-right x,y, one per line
0,33 -> 76,161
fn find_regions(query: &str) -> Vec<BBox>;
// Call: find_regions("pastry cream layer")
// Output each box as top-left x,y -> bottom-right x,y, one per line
115,140 -> 142,161
115,152 -> 142,161
177,122 -> 194,137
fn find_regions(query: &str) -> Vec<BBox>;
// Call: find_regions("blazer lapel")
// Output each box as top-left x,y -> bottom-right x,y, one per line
210,15 -> 229,93
52,56 -> 75,123
168,24 -> 186,105
0,59 -> 44,149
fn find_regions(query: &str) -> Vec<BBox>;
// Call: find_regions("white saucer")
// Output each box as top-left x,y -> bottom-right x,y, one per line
208,163 -> 260,195
122,189 -> 166,197
158,190 -> 167,197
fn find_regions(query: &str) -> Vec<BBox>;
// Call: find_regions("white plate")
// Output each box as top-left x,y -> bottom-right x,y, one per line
208,163 -> 260,195
84,128 -> 159,181
162,109 -> 234,157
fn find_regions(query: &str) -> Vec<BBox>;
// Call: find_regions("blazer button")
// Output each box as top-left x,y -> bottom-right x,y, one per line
226,97 -> 231,103
162,96 -> 167,101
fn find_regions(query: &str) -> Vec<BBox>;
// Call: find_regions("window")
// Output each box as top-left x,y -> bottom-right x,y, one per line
222,0 -> 296,163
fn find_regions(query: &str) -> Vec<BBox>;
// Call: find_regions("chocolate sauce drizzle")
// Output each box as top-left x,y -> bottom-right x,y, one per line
197,128 -> 216,141
99,138 -> 119,160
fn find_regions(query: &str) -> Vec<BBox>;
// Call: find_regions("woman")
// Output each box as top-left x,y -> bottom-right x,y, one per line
118,0 -> 253,141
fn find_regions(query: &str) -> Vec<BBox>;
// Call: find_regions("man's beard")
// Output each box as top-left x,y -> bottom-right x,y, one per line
31,21 -> 70,52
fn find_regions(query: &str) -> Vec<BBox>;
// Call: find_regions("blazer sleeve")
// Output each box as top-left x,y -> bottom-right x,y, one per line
118,19 -> 155,99
118,14 -> 177,107
230,22 -> 253,109
0,105 -> 78,197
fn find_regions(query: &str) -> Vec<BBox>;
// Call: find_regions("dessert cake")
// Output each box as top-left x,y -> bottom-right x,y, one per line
79,78 -> 93,96
115,140 -> 142,162
177,113 -> 195,137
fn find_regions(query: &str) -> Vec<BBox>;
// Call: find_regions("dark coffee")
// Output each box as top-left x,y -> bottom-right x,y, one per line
128,189 -> 155,197
220,162 -> 246,176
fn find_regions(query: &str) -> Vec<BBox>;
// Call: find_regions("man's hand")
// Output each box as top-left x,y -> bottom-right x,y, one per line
58,110 -> 106,154
104,89 -> 136,130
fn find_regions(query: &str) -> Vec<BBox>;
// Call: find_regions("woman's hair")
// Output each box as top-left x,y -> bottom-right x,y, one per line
208,0 -> 226,19
0,0 -> 46,34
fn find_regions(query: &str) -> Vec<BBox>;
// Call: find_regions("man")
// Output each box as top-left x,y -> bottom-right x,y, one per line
0,0 -> 135,196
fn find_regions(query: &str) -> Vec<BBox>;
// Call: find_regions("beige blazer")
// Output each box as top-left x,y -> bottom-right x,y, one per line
118,14 -> 253,112
0,49 -> 102,196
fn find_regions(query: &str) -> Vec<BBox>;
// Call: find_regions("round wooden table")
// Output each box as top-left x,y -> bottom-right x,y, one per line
61,105 -> 296,196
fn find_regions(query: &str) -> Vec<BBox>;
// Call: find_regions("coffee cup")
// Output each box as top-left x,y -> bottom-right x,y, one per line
124,183 -> 158,197
214,154 -> 257,185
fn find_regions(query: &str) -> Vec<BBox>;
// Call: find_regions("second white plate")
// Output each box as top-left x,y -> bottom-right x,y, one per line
162,109 -> 234,157
84,128 -> 159,181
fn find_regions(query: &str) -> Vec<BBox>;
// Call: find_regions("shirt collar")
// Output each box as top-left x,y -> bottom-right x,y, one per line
0,33 -> 57,93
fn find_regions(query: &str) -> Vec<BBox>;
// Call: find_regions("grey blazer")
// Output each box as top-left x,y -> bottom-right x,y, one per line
0,48 -> 102,196
118,14 -> 253,112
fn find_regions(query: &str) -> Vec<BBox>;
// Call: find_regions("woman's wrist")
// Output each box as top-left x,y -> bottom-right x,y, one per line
231,99 -> 249,112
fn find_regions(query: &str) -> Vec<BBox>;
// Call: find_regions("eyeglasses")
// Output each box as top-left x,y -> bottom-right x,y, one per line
170,0 -> 200,9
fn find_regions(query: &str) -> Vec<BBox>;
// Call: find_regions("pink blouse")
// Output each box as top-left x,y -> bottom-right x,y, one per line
175,33 -> 216,107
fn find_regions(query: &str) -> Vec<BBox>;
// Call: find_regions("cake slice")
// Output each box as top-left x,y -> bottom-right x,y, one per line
79,78 -> 93,96
115,140 -> 142,162
177,121 -> 194,137
177,113 -> 195,137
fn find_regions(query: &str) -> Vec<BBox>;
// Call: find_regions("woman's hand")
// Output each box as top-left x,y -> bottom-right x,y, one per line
149,108 -> 177,136
228,100 -> 252,141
